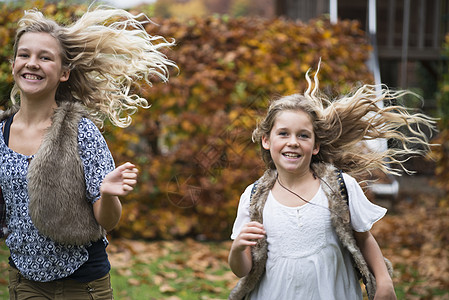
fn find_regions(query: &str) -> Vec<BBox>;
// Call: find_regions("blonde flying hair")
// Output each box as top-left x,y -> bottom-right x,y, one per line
253,65 -> 436,177
11,6 -> 176,127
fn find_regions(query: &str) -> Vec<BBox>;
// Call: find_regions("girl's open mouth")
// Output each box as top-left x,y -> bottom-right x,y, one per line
23,74 -> 43,80
283,152 -> 300,158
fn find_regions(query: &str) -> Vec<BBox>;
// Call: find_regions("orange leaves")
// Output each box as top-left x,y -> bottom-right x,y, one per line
370,184 -> 449,296
128,14 -> 374,240
0,2 -> 374,241
107,238 -> 238,298
433,34 -> 449,209
0,27 -> 10,47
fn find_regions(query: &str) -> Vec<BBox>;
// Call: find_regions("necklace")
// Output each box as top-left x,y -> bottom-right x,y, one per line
276,176 -> 312,205
276,173 -> 348,220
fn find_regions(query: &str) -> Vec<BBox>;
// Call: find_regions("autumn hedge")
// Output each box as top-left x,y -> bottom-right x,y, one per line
433,33 -> 449,206
0,1 -> 373,240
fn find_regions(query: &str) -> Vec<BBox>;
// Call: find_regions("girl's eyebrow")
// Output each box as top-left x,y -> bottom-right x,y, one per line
17,47 -> 56,56
276,126 -> 312,133
39,50 -> 56,57
274,127 -> 289,132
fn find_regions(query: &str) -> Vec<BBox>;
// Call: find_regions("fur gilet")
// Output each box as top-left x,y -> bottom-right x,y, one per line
229,163 -> 393,300
0,102 -> 105,245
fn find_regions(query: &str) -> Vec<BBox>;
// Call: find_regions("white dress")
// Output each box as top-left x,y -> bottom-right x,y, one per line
231,173 -> 387,300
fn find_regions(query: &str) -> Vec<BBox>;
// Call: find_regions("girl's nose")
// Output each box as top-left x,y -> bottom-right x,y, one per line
287,137 -> 299,147
25,63 -> 38,69
25,59 -> 39,70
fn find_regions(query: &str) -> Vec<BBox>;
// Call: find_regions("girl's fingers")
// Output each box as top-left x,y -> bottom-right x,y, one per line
116,163 -> 138,176
123,167 -> 138,173
122,170 -> 138,179
246,221 -> 265,230
242,233 -> 265,240
123,179 -> 137,186
117,162 -> 135,171
122,184 -> 134,192
241,224 -> 266,235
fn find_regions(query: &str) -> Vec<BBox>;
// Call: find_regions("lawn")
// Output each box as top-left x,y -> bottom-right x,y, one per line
1,234 -> 448,299
0,239 -> 238,300
0,175 -> 448,299
107,238 -> 237,299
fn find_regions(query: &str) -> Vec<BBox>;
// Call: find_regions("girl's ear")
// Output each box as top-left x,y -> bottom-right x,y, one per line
262,135 -> 270,150
60,68 -> 70,82
313,143 -> 320,155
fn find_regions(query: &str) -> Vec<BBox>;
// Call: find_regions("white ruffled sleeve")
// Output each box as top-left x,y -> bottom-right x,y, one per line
230,184 -> 254,240
343,173 -> 387,232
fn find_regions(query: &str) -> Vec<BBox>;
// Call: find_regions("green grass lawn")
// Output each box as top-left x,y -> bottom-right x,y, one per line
1,238 -> 448,299
0,243 -> 8,299
0,239 -> 237,300
107,238 -> 236,299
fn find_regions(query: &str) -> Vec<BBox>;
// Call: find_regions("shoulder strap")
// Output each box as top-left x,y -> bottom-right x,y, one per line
249,180 -> 258,202
0,190 -> 5,238
3,113 -> 15,147
336,169 -> 348,204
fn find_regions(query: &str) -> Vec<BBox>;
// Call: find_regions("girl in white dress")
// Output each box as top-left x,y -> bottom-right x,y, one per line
228,66 -> 435,300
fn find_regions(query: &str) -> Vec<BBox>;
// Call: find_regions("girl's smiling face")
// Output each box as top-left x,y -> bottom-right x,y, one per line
12,32 -> 69,100
262,109 -> 319,176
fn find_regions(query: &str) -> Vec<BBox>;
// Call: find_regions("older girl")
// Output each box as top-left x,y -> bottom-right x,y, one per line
1,7 -> 175,299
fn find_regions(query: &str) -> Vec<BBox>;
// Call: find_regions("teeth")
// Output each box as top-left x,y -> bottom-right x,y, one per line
24,74 -> 42,80
283,153 -> 300,158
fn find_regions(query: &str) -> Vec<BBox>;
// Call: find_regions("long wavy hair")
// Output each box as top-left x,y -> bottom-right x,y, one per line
11,6 -> 177,127
252,65 -> 436,176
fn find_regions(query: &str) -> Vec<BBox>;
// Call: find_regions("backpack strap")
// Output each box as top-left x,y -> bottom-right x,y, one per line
3,113 -> 15,147
336,169 -> 348,204
249,180 -> 258,202
0,114 -> 10,238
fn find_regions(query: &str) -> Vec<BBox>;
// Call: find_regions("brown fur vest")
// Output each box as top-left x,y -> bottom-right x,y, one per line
0,102 -> 105,245
229,163 -> 393,300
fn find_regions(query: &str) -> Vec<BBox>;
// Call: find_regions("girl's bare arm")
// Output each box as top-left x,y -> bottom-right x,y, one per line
354,231 -> 396,300
228,221 -> 265,278
93,162 -> 138,231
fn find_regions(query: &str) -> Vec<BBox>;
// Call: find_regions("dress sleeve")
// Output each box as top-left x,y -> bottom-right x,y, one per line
230,184 -> 254,240
343,173 -> 387,232
77,118 -> 115,204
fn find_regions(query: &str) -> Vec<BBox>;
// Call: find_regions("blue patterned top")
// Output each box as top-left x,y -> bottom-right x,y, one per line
0,117 -> 115,282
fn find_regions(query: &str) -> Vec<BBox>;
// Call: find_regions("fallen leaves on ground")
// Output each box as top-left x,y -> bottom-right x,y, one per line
107,238 -> 239,299
107,175 -> 449,299
371,176 -> 449,299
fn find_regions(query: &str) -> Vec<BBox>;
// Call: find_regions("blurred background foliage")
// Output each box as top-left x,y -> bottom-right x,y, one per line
110,11 -> 373,240
4,0 -> 440,241
433,33 -> 449,207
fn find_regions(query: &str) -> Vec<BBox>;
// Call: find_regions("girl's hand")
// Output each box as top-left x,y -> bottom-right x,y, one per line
231,221 -> 266,252
228,221 -> 266,277
374,279 -> 396,300
100,162 -> 138,197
